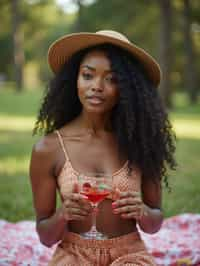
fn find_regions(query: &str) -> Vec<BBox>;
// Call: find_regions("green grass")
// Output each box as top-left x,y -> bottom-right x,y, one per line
0,89 -> 200,221
0,89 -> 41,221
163,97 -> 200,217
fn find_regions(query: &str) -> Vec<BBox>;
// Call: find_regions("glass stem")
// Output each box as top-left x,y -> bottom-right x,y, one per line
91,203 -> 98,231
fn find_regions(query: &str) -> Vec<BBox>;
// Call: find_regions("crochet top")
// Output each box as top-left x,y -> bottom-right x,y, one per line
55,130 -> 142,200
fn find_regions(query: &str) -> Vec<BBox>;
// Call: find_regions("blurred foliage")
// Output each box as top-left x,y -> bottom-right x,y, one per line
0,0 -> 76,83
0,0 -> 199,99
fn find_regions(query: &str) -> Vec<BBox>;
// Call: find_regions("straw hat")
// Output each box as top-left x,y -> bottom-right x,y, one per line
48,30 -> 161,87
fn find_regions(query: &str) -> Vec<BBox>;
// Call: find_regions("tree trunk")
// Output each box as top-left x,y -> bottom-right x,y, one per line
183,0 -> 198,103
158,0 -> 173,108
11,0 -> 24,91
73,0 -> 84,32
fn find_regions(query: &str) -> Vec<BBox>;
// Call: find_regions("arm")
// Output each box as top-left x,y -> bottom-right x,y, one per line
29,136 -> 67,247
30,135 -> 92,247
137,178 -> 163,234
112,177 -> 163,234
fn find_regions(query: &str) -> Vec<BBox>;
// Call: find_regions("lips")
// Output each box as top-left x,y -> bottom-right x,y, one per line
86,95 -> 105,104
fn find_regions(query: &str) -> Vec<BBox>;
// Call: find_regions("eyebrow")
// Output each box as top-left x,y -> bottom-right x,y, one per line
81,64 -> 112,72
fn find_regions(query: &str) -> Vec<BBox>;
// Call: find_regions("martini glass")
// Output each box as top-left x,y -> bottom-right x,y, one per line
78,173 -> 113,240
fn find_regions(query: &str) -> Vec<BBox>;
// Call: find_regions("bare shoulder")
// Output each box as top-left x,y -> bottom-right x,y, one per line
30,132 -> 60,222
33,131 -> 58,156
141,177 -> 162,209
30,131 -> 60,182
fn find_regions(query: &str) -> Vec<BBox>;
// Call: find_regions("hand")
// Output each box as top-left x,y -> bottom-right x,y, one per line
61,183 -> 92,221
112,191 -> 145,220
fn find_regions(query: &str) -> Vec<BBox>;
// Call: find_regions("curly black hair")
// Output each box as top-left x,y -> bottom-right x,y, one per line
34,43 -> 176,188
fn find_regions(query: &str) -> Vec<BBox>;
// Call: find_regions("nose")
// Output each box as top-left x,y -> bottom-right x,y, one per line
91,87 -> 103,93
91,77 -> 103,92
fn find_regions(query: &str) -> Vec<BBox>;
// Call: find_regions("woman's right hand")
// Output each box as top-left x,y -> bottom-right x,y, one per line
60,183 -> 92,221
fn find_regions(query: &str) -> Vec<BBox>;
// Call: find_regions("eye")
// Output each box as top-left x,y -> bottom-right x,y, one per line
82,72 -> 93,80
105,74 -> 117,84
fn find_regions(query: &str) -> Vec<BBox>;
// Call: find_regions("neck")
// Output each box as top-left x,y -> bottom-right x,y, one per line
78,110 -> 112,136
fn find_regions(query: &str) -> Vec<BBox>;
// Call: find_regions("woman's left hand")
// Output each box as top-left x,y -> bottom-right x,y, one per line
112,191 -> 144,220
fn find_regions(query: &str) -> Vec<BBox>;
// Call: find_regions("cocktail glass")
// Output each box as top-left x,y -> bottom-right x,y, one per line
78,173 -> 113,240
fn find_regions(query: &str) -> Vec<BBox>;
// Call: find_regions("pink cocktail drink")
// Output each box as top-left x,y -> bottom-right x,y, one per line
81,182 -> 111,204
78,174 -> 113,239
81,189 -> 110,204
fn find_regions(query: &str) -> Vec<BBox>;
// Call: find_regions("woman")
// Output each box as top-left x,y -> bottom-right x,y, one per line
30,30 -> 176,265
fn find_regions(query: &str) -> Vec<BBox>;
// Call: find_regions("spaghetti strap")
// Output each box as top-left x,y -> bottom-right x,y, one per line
55,130 -> 68,161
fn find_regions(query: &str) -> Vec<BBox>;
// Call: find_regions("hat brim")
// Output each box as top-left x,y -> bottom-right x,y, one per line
48,32 -> 161,87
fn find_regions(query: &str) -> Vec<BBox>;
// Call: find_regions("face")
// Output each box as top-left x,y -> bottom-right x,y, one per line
77,50 -> 119,114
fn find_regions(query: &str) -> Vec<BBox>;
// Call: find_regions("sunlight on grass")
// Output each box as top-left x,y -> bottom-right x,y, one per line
0,115 -> 35,131
0,157 -> 29,176
1,115 -> 199,138
0,115 -> 199,181
172,118 -> 200,139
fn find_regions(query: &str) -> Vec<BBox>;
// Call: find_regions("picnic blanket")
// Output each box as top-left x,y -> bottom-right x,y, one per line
0,213 -> 200,266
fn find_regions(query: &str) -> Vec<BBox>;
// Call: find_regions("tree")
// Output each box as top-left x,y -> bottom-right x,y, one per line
72,0 -> 84,31
0,1 -> 12,79
182,0 -> 198,103
11,0 -> 24,91
158,0 -> 173,108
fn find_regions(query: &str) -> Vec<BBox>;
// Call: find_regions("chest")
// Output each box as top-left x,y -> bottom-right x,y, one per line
63,135 -> 126,175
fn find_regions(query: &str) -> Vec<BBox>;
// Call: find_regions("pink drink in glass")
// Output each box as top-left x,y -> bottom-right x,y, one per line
81,182 -> 111,204
78,174 -> 113,239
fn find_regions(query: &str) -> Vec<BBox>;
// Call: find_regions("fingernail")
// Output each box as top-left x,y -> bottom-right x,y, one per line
112,202 -> 117,208
82,195 -> 88,199
113,209 -> 118,214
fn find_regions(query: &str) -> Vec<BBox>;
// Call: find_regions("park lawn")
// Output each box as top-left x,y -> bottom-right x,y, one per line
0,90 -> 41,221
0,89 -> 200,222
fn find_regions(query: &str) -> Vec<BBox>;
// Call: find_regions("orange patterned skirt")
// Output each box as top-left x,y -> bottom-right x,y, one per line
48,231 -> 156,266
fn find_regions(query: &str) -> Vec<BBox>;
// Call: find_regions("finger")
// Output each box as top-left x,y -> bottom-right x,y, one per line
113,197 -> 142,208
119,191 -> 141,199
81,201 -> 93,211
63,200 -> 84,209
72,182 -> 79,193
66,214 -> 87,221
69,207 -> 89,216
121,211 -> 141,219
112,188 -> 121,200
63,206 -> 89,219
71,193 -> 88,202
113,205 -> 140,214
64,197 -> 92,213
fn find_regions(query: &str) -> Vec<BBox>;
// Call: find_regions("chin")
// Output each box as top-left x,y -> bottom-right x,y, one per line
83,102 -> 106,113
86,106 -> 106,114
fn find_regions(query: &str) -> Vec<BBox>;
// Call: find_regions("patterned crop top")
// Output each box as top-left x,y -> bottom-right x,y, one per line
55,130 -> 142,201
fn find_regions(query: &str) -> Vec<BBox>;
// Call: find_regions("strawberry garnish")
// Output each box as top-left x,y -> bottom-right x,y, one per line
83,182 -> 91,191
